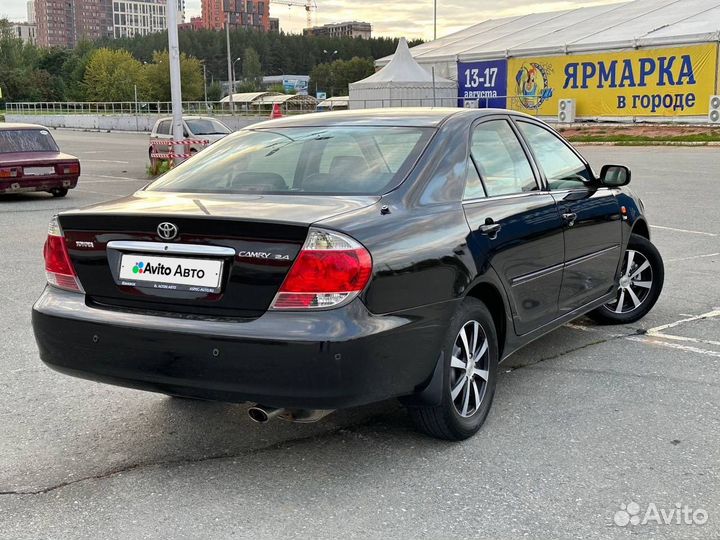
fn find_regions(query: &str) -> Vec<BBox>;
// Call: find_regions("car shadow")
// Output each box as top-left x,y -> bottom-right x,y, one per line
3,318 -> 619,494
0,192 -> 56,203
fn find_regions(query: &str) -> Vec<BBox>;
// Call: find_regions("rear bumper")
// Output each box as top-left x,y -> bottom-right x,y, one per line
1,176 -> 78,193
32,287 -> 454,409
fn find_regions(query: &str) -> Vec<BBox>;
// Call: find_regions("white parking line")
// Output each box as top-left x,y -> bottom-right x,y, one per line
83,159 -> 130,164
565,323 -> 596,332
651,225 -> 717,237
626,336 -> 720,358
667,253 -> 720,263
648,333 -> 720,347
646,309 -> 720,334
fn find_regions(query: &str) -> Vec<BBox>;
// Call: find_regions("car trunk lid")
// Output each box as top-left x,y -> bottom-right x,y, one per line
58,192 -> 378,318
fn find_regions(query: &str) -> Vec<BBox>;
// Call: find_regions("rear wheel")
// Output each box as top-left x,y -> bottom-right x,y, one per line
589,233 -> 664,324
50,188 -> 68,198
408,298 -> 498,441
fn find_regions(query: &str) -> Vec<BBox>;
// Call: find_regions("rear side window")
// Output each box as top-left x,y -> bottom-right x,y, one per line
470,120 -> 536,197
155,120 -> 171,135
147,126 -> 434,195
463,157 -> 485,200
0,129 -> 59,153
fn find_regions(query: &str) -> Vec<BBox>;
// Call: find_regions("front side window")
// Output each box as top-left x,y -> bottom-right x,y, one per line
0,129 -> 59,153
147,126 -> 433,195
517,122 -> 592,190
470,120 -> 537,197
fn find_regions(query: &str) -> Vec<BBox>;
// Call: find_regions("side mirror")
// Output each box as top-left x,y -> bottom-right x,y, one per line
600,164 -> 631,187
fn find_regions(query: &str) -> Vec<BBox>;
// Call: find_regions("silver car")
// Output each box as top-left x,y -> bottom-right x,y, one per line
149,116 -> 231,161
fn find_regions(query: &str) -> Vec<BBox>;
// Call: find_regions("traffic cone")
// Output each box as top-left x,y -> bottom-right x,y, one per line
270,103 -> 283,119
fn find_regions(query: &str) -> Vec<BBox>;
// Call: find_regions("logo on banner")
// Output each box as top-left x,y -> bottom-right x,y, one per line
514,62 -> 554,110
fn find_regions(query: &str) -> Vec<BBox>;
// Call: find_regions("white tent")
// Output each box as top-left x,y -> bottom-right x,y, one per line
349,38 -> 457,109
375,0 -> 720,81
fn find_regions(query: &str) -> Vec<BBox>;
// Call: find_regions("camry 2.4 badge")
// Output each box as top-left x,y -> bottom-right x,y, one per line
237,250 -> 291,260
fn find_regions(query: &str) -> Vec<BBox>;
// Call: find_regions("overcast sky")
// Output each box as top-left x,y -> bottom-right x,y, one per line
2,0 -> 626,39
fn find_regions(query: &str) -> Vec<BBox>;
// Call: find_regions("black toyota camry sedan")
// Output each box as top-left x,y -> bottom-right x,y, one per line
32,108 -> 664,440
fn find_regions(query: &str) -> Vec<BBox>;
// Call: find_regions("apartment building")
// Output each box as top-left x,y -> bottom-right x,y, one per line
201,0 -> 269,32
112,0 -> 185,39
305,21 -> 371,39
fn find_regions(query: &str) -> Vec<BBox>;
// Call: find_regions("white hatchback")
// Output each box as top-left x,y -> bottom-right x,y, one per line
149,116 -> 231,161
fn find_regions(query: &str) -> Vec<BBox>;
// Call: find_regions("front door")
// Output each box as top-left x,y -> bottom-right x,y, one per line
463,118 -> 566,336
515,120 -> 623,314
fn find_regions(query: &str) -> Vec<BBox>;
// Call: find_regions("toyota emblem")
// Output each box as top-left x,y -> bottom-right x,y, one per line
157,222 -> 179,240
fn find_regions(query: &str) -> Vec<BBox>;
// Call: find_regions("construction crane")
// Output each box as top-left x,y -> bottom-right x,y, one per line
269,0 -> 317,30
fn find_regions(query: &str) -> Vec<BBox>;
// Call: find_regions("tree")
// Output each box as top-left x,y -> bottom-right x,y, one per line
241,47 -> 263,87
309,62 -> 333,97
57,40 -> 96,101
206,80 -> 223,102
310,57 -> 374,97
144,50 -> 204,101
83,48 -> 148,101
235,80 -> 259,93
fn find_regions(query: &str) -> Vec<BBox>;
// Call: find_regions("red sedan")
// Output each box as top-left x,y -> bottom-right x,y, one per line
0,124 -> 80,198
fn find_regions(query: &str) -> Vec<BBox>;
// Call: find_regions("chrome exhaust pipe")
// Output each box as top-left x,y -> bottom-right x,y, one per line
247,405 -> 335,424
247,406 -> 285,424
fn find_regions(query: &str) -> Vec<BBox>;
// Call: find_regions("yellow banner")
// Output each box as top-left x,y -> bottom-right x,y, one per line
507,44 -> 718,116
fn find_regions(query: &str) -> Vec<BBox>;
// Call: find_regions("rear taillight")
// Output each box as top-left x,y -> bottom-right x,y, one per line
0,167 -> 20,178
57,162 -> 80,175
270,228 -> 372,310
43,216 -> 83,293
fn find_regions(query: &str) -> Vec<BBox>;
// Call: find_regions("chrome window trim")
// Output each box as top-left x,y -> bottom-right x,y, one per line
461,190 -> 549,205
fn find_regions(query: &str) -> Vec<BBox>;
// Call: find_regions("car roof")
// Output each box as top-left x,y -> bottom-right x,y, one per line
0,123 -> 50,130
246,107 -> 532,129
155,116 -> 216,122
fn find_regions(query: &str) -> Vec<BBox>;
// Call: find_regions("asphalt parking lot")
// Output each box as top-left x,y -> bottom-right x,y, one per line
1,129 -> 718,539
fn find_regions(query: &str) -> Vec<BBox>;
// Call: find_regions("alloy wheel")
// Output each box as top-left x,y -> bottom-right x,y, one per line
449,320 -> 490,418
604,249 -> 654,314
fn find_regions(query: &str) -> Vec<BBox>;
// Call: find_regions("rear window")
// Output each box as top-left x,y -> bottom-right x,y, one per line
0,129 -> 59,153
146,126 -> 434,195
185,118 -> 231,135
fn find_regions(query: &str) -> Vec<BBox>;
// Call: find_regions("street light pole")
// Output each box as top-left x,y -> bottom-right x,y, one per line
322,50 -> 338,96
232,57 -> 242,89
166,0 -> 184,165
433,0 -> 437,40
201,62 -> 208,110
134,83 -> 139,132
226,12 -> 234,114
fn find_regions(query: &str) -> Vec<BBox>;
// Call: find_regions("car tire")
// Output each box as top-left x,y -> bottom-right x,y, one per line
50,188 -> 68,198
408,297 -> 498,441
588,233 -> 664,325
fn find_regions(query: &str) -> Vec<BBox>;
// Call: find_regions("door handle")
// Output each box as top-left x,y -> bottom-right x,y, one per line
479,221 -> 502,238
562,212 -> 578,226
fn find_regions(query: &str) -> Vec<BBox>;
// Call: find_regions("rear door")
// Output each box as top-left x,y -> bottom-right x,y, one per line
462,117 -> 566,336
514,119 -> 622,314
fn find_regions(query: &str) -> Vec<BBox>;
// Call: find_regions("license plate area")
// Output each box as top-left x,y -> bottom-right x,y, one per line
24,166 -> 56,176
118,253 -> 224,293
